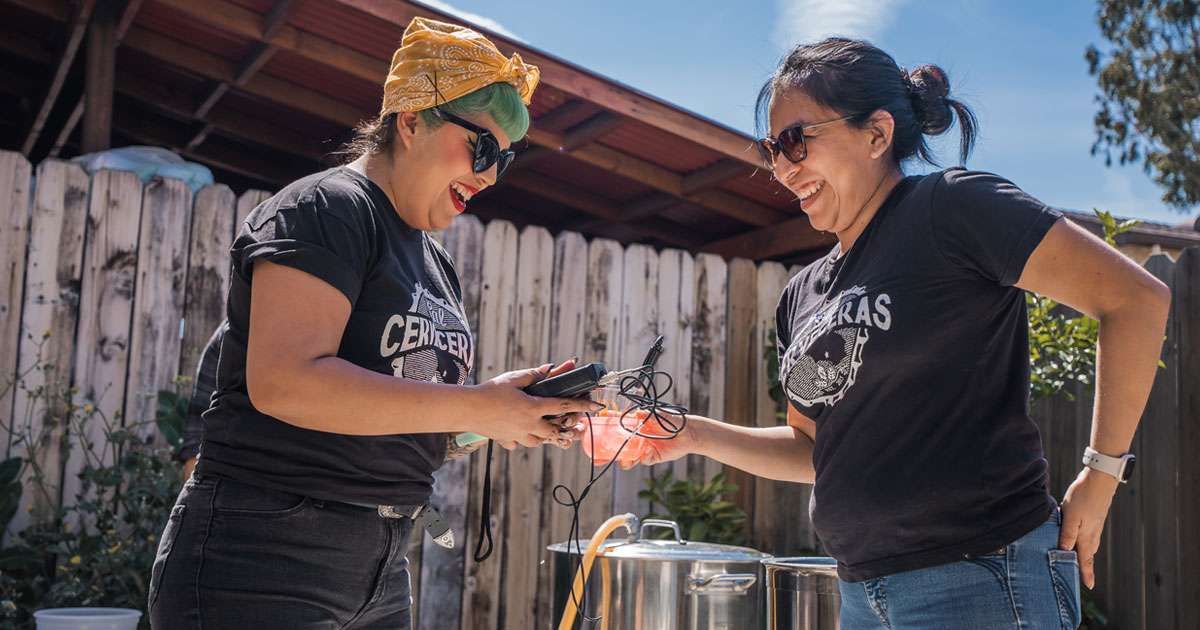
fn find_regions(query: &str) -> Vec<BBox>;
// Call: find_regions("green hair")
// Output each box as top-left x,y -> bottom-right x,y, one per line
417,81 -> 530,141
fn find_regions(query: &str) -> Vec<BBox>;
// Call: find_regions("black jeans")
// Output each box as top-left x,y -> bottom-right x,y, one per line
148,475 -> 414,629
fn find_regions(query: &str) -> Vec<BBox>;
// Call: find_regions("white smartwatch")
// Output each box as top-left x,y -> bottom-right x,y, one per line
1082,446 -> 1136,483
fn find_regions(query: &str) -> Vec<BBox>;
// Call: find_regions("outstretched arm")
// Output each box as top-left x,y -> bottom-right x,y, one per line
1016,217 -> 1170,589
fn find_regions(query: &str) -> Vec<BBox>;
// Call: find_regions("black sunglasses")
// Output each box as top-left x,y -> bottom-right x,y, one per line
430,107 -> 515,180
756,114 -> 859,167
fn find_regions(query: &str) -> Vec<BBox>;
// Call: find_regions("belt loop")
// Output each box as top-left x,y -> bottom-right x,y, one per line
313,498 -> 325,509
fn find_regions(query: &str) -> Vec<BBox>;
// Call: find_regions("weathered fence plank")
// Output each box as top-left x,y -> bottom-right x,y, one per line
0,151 -> 32,457
1139,254 -> 1178,630
613,243 -> 658,518
724,257 -> 757,519
689,252 -> 727,482
1173,248 -> 1199,630
123,177 -> 192,437
655,248 -> 694,483
580,237 -> 623,530
461,219 -> 518,630
539,230 -> 589,630
62,170 -> 142,511
180,184 -> 235,380
419,214 -> 484,630
503,225 -> 553,630
751,261 -> 808,555
10,160 -> 89,533
234,189 -> 271,236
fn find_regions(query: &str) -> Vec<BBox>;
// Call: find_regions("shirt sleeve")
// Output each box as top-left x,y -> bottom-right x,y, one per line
775,280 -> 795,363
232,190 -> 372,305
930,169 -> 1062,286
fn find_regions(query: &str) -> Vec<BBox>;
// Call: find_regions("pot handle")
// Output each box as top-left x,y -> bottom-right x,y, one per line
686,573 -> 758,594
639,519 -> 685,544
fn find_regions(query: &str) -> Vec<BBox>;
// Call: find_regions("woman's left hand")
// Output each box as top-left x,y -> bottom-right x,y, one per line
539,359 -> 588,449
1058,467 -> 1120,590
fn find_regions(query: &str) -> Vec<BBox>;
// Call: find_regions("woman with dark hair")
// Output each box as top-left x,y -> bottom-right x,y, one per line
148,18 -> 595,629
634,38 -> 1169,629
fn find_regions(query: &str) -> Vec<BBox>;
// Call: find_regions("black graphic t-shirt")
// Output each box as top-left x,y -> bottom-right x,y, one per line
776,168 -> 1062,582
197,167 -> 474,506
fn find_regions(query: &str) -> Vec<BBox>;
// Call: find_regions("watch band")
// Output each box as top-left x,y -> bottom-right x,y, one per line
1082,446 -> 1136,483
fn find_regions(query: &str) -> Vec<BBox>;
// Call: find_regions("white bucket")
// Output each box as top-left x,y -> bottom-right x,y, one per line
33,608 -> 141,630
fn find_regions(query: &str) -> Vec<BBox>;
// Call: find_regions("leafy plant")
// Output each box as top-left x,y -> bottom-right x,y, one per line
0,333 -> 186,629
638,470 -> 748,545
1027,209 -> 1156,404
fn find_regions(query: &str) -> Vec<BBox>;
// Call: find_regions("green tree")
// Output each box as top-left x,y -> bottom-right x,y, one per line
1086,0 -> 1200,209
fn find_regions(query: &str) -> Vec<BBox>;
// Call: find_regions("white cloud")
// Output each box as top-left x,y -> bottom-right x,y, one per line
773,0 -> 907,50
415,0 -> 527,43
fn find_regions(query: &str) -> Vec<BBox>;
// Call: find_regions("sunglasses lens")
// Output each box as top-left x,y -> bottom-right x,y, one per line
496,151 -> 515,179
778,127 -> 806,162
756,139 -> 776,167
472,137 -> 499,174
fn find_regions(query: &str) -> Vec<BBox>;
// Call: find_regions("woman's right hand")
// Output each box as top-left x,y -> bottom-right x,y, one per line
470,364 -> 603,450
621,413 -> 702,469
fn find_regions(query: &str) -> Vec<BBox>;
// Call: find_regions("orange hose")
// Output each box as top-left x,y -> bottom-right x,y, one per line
557,513 -> 637,630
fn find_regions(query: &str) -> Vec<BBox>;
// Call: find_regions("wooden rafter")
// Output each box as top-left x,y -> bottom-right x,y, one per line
701,214 -> 834,260
113,108 -> 298,184
114,72 -> 324,159
82,0 -> 118,153
681,159 -> 751,195
20,0 -> 96,155
559,112 -> 624,152
186,0 -> 302,148
47,0 -> 146,157
563,192 -> 675,232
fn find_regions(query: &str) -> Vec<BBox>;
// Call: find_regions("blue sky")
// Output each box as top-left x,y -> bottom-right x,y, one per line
423,0 -> 1199,226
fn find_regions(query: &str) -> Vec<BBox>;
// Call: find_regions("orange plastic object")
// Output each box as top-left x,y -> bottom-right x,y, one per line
580,411 -> 651,464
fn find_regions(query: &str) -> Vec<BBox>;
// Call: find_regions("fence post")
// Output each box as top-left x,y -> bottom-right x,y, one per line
0,151 -> 33,460
10,160 -> 89,532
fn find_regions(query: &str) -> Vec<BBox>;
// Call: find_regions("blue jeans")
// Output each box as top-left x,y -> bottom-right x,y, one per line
839,512 -> 1081,629
148,475 -> 414,629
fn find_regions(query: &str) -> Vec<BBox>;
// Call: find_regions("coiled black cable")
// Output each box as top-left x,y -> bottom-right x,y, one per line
551,365 -> 687,627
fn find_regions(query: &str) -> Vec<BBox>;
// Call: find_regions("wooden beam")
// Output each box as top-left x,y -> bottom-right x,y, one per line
21,0 -> 97,155
121,26 -> 364,126
331,0 -> 763,167
681,159 -> 750,195
500,170 -> 623,221
0,30 -> 57,65
563,192 -> 676,232
114,71 -> 325,159
83,0 -> 118,153
701,215 -> 835,261
113,109 -> 298,185
152,0 -> 385,82
193,82 -> 231,119
526,126 -> 786,227
49,100 -> 85,158
262,0 -> 305,40
558,112 -> 623,151
184,123 -> 216,152
532,101 -> 598,132
37,0 -> 146,157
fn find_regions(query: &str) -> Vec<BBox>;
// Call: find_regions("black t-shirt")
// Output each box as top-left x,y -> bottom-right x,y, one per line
776,168 -> 1062,582
197,167 -> 474,507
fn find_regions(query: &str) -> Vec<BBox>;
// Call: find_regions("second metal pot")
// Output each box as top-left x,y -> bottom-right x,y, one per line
763,557 -> 841,630
548,519 -> 773,630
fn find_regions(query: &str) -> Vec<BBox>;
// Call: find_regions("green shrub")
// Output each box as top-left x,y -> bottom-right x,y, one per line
0,333 -> 186,629
638,470 -> 748,545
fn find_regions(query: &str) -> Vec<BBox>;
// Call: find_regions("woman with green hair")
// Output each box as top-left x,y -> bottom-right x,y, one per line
148,18 -> 596,629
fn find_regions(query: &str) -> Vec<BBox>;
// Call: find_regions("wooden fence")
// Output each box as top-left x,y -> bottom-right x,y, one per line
1,150 -> 1196,629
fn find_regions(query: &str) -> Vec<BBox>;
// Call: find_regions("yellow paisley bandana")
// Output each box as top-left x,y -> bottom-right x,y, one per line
380,17 -> 540,117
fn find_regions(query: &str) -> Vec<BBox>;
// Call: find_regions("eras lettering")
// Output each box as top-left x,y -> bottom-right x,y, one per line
838,294 -> 891,330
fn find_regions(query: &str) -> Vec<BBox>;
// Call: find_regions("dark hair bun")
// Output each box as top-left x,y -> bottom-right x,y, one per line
907,65 -> 954,135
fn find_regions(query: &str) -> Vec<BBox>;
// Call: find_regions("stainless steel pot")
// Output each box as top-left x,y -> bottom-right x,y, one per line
548,519 -> 773,630
762,557 -> 840,630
